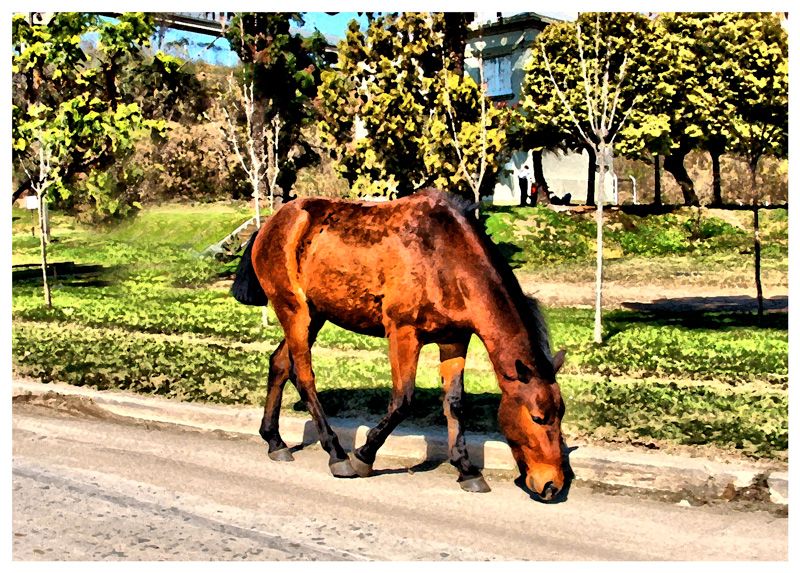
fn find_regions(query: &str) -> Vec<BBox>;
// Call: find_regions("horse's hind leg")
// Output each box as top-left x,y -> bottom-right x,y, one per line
259,339 -> 294,462
260,320 -> 327,463
352,325 -> 422,477
438,340 -> 491,493
281,314 -> 356,478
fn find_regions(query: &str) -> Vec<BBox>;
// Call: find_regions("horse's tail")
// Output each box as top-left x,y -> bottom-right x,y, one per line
231,228 -> 268,306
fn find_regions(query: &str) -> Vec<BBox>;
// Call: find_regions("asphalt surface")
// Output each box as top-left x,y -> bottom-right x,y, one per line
11,398 -> 788,561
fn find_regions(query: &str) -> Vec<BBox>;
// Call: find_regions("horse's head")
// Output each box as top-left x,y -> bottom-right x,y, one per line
497,349 -> 566,501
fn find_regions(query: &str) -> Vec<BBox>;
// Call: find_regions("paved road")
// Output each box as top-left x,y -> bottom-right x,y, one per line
12,398 -> 787,561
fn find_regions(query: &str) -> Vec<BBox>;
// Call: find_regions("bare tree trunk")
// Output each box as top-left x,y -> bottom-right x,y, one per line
748,164 -> 763,324
585,146 -> 597,206
594,145 -> 605,344
653,154 -> 662,206
531,149 -> 551,205
42,196 -> 50,244
37,193 -> 52,308
663,151 -> 700,206
710,150 -> 723,206
753,204 -> 763,323
252,176 -> 262,227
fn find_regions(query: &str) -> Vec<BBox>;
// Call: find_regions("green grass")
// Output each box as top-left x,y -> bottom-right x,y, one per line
483,205 -> 789,289
12,320 -> 787,457
103,203 -> 254,251
11,284 -> 787,385
10,201 -> 788,458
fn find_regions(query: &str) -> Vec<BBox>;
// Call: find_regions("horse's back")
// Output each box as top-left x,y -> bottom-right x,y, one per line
254,190 -> 481,336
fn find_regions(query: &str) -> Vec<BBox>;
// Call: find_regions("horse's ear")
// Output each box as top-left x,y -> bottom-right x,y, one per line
515,359 -> 534,383
553,349 -> 566,374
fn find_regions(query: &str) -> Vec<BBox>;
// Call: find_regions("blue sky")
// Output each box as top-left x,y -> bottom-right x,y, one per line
157,13 -> 368,67
154,12 -> 575,67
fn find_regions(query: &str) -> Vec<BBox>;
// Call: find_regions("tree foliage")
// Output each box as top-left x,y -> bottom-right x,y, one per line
317,12 -> 508,199
518,13 -> 656,205
518,12 -> 787,207
701,14 -> 788,184
221,12 -> 334,202
12,13 -> 165,221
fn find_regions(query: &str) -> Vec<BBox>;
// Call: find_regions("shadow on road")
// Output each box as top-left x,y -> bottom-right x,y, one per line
293,388 -> 502,435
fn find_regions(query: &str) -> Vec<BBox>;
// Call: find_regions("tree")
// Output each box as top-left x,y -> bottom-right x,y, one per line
317,12 -> 508,200
12,12 -> 164,306
222,12 -> 333,206
633,13 -> 747,207
699,13 -> 788,320
534,13 -> 645,344
12,13 -> 163,220
519,14 -> 656,207
217,74 -> 285,225
14,99 -> 157,306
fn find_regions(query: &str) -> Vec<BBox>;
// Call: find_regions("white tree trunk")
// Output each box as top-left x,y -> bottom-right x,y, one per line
37,191 -> 52,308
42,196 -> 51,244
252,176 -> 262,228
594,145 -> 605,344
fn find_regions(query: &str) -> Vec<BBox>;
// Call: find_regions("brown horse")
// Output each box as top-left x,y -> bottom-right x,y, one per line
232,189 -> 567,500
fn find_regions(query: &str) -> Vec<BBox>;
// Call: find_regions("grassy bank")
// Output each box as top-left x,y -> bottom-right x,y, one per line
484,205 -> 788,289
12,320 -> 787,457
10,201 -> 788,458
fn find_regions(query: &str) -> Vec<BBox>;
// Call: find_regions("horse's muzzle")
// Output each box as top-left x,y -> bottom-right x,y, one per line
539,481 -> 559,501
526,464 -> 564,501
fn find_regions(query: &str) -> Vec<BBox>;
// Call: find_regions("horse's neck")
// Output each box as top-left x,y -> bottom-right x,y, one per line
473,290 -> 535,381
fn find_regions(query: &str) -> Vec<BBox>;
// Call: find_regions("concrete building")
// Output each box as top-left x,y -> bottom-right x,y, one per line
465,12 -> 619,206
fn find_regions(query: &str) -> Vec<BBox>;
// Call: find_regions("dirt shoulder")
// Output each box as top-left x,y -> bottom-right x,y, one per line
517,274 -> 788,311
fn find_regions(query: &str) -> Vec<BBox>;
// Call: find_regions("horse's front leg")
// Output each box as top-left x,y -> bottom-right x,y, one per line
438,340 -> 491,493
351,325 -> 421,477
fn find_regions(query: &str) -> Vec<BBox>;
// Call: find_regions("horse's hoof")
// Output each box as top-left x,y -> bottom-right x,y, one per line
459,476 -> 491,493
350,455 -> 373,477
329,458 -> 358,478
268,448 -> 294,462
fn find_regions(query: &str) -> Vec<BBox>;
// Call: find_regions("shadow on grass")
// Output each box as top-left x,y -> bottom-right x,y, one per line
12,262 -> 120,288
495,242 -> 526,269
601,295 -> 788,337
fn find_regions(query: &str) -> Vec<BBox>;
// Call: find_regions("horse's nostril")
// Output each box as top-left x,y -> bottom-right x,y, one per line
541,481 -> 558,501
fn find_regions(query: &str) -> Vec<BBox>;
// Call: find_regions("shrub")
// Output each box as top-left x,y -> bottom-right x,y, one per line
132,122 -> 251,203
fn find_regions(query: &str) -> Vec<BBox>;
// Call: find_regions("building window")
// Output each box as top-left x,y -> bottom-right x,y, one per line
483,54 -> 513,98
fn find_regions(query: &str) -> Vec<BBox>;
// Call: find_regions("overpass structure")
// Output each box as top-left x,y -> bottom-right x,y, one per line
22,12 -> 230,36
154,12 -> 230,36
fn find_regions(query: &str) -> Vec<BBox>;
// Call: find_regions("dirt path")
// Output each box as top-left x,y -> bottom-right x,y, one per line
12,400 -> 788,561
517,275 -> 788,311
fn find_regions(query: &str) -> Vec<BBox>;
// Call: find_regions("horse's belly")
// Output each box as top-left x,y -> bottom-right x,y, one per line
302,256 -> 389,337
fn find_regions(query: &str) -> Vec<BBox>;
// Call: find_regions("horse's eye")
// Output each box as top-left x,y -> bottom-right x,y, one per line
532,414 -> 546,425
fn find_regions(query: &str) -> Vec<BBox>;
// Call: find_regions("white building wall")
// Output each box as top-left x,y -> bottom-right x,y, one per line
487,148 -> 616,205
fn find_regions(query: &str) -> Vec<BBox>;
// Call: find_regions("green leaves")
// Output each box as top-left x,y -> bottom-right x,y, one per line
219,13 -> 332,198
96,12 -> 153,55
516,11 -> 787,190
12,12 -> 164,221
318,12 -> 505,198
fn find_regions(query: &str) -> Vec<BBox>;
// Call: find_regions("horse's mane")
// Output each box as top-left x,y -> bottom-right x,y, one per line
435,191 -> 479,215
416,189 -> 556,379
457,201 -> 555,380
